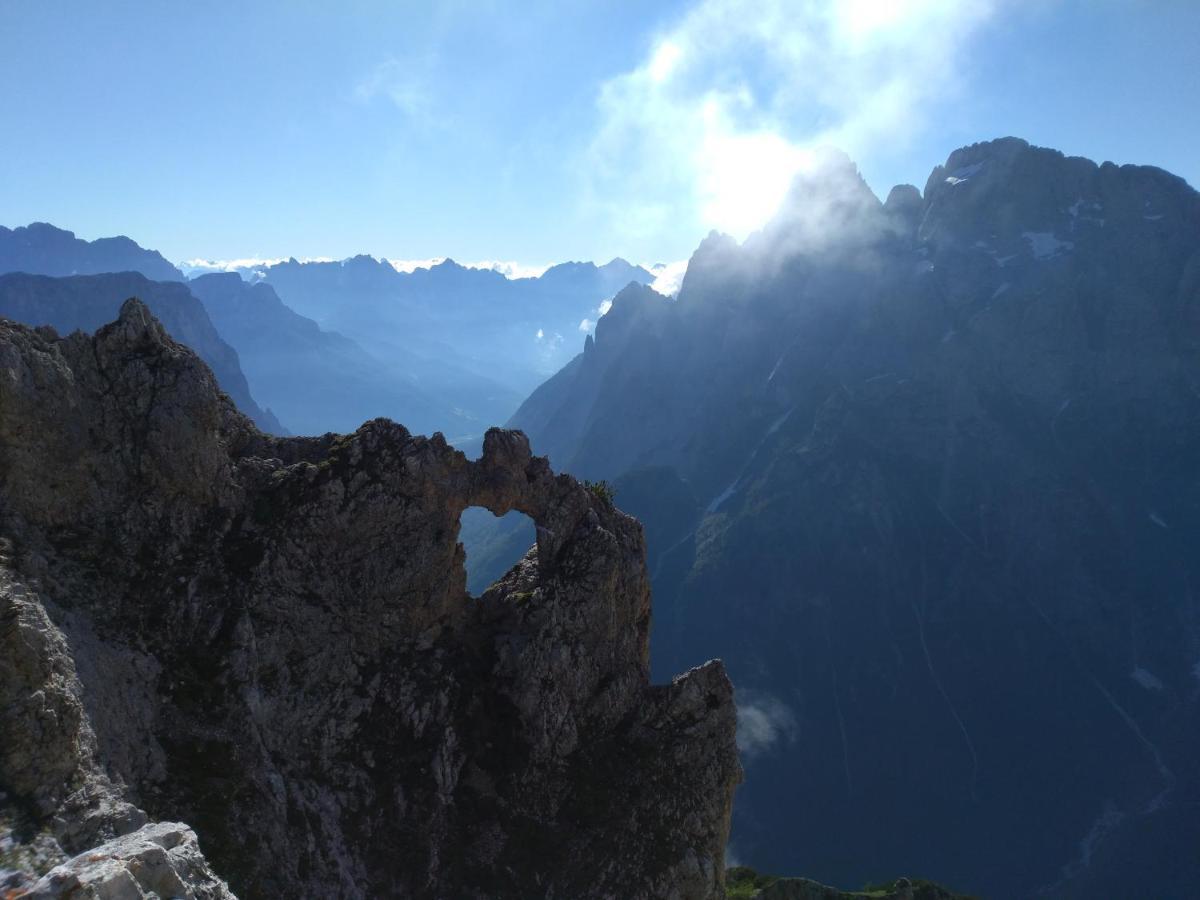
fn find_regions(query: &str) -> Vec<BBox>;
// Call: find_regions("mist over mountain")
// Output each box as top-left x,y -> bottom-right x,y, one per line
4,139 -> 1196,898
254,254 -> 654,440
0,223 -> 654,443
7,0 -> 1200,895
0,271 -> 284,434
186,272 -> 450,437
504,138 -> 1200,898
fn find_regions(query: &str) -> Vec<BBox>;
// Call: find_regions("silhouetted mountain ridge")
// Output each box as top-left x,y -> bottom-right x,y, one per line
255,251 -> 654,437
188,272 -> 449,436
505,137 -> 1200,899
0,222 -> 654,442
0,222 -> 183,282
0,271 -> 284,434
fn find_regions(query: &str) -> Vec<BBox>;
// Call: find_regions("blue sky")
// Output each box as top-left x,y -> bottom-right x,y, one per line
1,0 -> 1197,268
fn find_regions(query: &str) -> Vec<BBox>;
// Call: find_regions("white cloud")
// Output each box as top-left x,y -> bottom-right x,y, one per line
535,326 -> 563,345
587,0 -> 997,241
534,328 -> 565,371
648,40 -> 684,83
578,317 -> 594,333
597,298 -> 613,316
648,260 -> 689,297
466,260 -> 551,280
182,254 -> 550,280
387,257 -> 550,278
178,257 -> 334,279
355,58 -> 434,121
388,257 -> 449,273
179,257 -> 284,273
736,691 -> 798,760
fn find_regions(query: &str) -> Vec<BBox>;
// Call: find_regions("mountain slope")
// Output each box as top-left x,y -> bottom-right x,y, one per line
0,221 -> 654,442
0,300 -> 740,898
187,272 -> 446,437
0,222 -> 183,281
258,254 -> 653,437
0,271 -> 285,434
508,138 -> 1200,898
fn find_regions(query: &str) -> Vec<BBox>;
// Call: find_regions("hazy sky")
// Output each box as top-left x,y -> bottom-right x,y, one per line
1,0 -> 1197,267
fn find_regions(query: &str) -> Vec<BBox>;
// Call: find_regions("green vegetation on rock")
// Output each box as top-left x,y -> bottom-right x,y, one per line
725,867 -> 978,900
584,479 -> 618,506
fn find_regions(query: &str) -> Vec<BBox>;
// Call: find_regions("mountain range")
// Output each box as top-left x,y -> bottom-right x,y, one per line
0,222 -> 183,283
0,271 -> 284,434
253,253 -> 652,440
506,137 -> 1200,898
2,136 -> 1197,897
0,223 -> 652,444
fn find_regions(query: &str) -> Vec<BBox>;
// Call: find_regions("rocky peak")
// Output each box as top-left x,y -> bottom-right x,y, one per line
0,221 -> 184,282
883,183 -> 923,239
0,301 -> 740,898
0,272 -> 286,435
918,136 -> 1200,249
756,149 -> 886,257
502,137 -> 1200,898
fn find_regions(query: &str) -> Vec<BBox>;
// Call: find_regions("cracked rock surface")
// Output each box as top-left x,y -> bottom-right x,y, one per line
0,299 -> 741,899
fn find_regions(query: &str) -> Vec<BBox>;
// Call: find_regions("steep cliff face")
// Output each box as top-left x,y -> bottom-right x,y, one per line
0,301 -> 740,898
507,138 -> 1200,897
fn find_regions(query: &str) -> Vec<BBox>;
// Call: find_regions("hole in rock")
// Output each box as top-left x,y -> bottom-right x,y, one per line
459,507 -> 536,597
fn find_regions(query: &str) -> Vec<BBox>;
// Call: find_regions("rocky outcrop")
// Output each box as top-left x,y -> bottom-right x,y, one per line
0,300 -> 740,898
0,271 -> 286,434
0,563 -> 235,899
24,823 -> 235,900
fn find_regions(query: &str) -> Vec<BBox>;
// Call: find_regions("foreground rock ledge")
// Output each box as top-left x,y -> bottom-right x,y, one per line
0,300 -> 742,899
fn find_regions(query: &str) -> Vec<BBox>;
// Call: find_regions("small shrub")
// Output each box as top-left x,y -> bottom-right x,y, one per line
725,866 -> 778,897
584,479 -> 617,506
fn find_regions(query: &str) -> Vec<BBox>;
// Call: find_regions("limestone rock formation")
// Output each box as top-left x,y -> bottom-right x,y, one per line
506,138 -> 1200,897
0,271 -> 286,435
0,300 -> 741,898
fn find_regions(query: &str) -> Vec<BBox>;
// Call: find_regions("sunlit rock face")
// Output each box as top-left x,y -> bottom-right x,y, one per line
508,138 -> 1200,898
0,301 -> 741,899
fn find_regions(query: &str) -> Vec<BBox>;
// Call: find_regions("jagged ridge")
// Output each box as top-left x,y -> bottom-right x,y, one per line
0,299 -> 741,899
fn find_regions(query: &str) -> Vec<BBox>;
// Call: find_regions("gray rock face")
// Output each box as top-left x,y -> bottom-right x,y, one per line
27,822 -> 234,900
0,271 -> 286,434
506,138 -> 1200,897
0,300 -> 740,898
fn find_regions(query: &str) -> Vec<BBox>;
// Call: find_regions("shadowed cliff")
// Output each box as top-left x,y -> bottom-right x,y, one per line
0,300 -> 741,899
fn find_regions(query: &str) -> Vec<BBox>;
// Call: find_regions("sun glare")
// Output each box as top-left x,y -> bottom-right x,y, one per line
696,127 -> 812,238
648,40 -> 683,83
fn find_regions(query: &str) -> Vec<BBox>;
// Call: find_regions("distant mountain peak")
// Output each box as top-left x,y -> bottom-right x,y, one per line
0,222 -> 183,282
